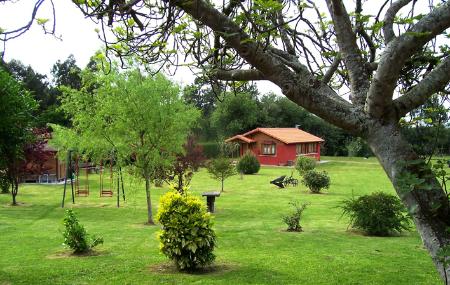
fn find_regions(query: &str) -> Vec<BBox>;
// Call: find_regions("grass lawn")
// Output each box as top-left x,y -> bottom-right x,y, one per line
0,157 -> 441,284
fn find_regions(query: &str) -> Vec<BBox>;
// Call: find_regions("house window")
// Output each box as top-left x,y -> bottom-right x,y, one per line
297,143 -> 316,154
262,143 -> 276,155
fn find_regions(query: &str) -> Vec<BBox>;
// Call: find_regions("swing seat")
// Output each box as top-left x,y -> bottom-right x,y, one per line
100,189 -> 113,197
76,188 -> 89,196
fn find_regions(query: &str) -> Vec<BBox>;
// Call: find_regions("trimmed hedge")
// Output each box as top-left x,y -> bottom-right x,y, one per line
236,151 -> 260,174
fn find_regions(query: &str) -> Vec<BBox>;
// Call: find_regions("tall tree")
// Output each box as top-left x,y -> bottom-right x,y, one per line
52,66 -> 199,224
51,55 -> 82,90
5,59 -> 69,127
71,1 -> 450,278
211,92 -> 260,137
0,67 -> 38,205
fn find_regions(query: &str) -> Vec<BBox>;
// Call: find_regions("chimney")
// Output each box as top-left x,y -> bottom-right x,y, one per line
295,124 -> 300,129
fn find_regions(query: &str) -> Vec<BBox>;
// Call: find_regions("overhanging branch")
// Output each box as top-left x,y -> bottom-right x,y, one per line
393,55 -> 450,118
325,0 -> 369,106
367,1 -> 450,118
383,0 -> 413,43
212,69 -> 266,81
170,0 -> 362,132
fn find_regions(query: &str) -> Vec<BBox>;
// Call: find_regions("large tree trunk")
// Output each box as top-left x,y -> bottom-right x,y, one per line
145,177 -> 154,225
366,121 -> 450,280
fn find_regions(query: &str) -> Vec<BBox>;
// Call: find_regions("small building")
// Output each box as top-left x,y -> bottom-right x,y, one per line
21,143 -> 66,183
225,128 -> 324,166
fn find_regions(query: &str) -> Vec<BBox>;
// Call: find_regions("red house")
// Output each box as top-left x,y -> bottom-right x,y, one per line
225,128 -> 324,166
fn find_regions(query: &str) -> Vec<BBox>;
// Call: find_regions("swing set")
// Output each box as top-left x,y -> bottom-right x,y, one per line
61,150 -> 126,208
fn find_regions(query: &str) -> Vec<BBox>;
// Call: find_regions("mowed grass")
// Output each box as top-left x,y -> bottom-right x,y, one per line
0,156 -> 441,284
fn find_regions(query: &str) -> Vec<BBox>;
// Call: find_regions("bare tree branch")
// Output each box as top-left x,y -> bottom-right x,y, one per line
0,0 -> 46,41
212,69 -> 266,81
393,55 -> 450,118
325,0 -> 369,106
367,1 -> 450,118
383,0 -> 413,43
322,55 -> 341,85
275,10 -> 296,56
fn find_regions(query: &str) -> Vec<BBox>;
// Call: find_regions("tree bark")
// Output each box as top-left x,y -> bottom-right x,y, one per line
11,178 -> 18,206
145,177 -> 154,225
366,121 -> 450,280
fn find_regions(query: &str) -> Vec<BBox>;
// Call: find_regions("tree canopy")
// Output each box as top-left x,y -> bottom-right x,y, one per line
51,65 -> 200,224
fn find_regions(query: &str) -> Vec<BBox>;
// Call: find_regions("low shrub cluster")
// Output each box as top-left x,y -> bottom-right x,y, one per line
340,192 -> 411,236
236,151 -> 260,174
62,210 -> 103,254
302,170 -> 330,193
156,190 -> 216,271
295,156 -> 316,175
283,201 -> 309,232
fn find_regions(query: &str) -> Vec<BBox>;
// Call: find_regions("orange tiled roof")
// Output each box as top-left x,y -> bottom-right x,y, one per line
225,134 -> 256,143
242,128 -> 324,144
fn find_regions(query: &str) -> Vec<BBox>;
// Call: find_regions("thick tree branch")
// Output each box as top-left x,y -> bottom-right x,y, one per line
383,0 -> 413,43
367,1 -> 450,118
212,69 -> 266,81
393,55 -> 450,118
170,0 -> 362,132
322,55 -> 341,85
325,0 -> 369,106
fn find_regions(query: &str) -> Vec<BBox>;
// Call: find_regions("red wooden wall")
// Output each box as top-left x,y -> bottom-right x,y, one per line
237,132 -> 321,165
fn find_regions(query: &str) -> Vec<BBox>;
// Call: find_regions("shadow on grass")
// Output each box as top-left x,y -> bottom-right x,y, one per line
148,261 -> 236,275
47,249 -> 108,259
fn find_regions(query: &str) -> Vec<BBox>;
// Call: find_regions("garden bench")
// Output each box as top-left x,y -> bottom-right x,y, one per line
202,191 -> 221,213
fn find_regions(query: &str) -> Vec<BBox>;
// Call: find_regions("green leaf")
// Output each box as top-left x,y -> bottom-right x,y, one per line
36,18 -> 49,25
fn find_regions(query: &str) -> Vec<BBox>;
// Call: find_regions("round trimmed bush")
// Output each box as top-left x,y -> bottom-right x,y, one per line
302,170 -> 330,193
156,190 -> 216,271
295,156 -> 316,175
236,151 -> 260,174
341,192 -> 411,236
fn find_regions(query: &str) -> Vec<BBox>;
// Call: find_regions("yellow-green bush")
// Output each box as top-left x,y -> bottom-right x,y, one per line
156,190 -> 216,270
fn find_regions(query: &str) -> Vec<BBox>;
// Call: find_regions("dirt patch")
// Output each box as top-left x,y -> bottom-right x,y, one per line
148,261 -> 236,275
46,250 -> 105,259
1,202 -> 32,208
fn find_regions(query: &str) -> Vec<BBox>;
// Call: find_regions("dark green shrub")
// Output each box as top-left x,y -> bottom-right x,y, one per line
156,190 -> 216,271
341,192 -> 411,236
0,171 -> 10,193
295,156 -> 316,175
62,210 -> 103,254
302,170 -> 330,193
283,201 -> 309,232
236,151 -> 260,174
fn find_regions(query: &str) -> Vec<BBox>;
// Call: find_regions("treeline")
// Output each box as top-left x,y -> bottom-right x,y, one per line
2,56 -> 449,158
0,55 -> 83,128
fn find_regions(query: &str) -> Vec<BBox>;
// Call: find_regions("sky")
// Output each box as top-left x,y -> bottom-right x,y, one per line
0,0 -> 280,93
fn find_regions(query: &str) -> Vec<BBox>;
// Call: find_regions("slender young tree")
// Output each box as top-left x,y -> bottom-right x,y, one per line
207,157 -> 236,193
52,66 -> 199,224
0,67 -> 38,205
